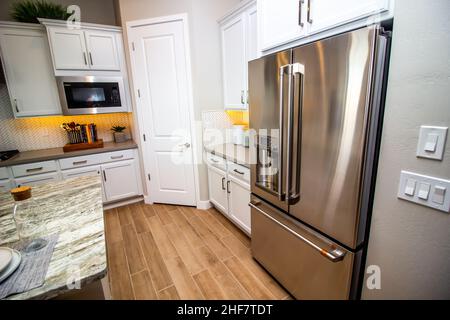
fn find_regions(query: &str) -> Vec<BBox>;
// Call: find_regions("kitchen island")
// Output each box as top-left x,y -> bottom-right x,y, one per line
0,176 -> 107,300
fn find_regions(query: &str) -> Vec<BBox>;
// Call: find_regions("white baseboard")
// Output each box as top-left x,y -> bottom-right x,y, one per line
143,195 -> 154,205
103,196 -> 144,210
197,200 -> 212,210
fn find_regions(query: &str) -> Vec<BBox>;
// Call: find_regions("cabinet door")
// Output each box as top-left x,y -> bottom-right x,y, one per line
309,0 -> 390,34
258,0 -> 307,51
85,31 -> 120,71
102,160 -> 140,202
245,3 -> 259,61
0,179 -> 13,193
62,165 -> 106,202
0,28 -> 61,117
221,14 -> 247,110
207,165 -> 229,215
228,176 -> 251,235
48,27 -> 89,70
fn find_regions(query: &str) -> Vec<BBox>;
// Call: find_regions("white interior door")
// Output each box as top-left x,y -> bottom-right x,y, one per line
129,17 -> 196,206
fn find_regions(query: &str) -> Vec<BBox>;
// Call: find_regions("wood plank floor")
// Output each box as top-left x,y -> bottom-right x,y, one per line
104,202 -> 291,300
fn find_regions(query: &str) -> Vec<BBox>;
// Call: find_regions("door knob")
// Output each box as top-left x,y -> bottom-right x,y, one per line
179,142 -> 191,148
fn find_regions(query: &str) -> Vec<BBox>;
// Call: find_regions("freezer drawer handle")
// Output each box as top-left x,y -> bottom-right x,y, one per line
249,201 -> 346,262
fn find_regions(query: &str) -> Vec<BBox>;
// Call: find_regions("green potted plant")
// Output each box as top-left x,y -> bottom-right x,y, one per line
10,0 -> 70,24
111,125 -> 127,143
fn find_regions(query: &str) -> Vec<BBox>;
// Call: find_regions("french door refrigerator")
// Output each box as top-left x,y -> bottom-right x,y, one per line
248,26 -> 391,300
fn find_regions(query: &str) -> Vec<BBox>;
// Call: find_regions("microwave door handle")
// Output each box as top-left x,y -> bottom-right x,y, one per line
288,63 -> 305,203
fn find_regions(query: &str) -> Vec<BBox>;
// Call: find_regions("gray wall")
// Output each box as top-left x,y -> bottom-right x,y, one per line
0,0 -> 117,25
362,0 -> 450,299
116,0 -> 241,201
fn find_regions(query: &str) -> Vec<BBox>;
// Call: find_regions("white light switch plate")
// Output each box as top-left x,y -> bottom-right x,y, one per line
416,126 -> 448,160
398,171 -> 450,213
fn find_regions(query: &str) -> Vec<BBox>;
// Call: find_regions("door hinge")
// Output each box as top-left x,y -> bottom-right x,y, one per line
148,173 -> 151,181
143,134 -> 146,142
132,42 -> 135,51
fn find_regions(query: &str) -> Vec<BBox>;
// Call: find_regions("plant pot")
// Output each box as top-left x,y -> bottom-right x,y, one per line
113,132 -> 127,143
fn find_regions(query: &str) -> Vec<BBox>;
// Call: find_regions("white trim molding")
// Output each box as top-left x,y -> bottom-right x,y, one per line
197,200 -> 212,210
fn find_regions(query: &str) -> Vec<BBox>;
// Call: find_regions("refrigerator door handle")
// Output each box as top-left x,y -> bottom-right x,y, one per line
278,64 -> 291,201
287,63 -> 305,203
249,200 -> 346,262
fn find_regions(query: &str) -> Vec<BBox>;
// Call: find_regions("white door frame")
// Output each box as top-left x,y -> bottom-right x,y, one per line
126,13 -> 201,208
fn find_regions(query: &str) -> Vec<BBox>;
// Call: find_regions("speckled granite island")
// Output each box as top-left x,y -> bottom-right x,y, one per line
0,176 -> 107,300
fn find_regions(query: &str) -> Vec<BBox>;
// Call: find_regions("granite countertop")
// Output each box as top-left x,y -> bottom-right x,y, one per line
0,140 -> 138,167
0,176 -> 106,300
204,143 -> 252,168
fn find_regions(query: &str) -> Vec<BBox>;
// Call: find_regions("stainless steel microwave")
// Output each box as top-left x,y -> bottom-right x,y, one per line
56,76 -> 128,115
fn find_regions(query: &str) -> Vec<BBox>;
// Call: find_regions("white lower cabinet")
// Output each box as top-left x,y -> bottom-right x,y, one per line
207,165 -> 229,214
61,165 -> 106,202
0,179 -> 13,193
207,155 -> 251,235
228,175 -> 251,235
15,172 -> 61,187
101,159 -> 140,203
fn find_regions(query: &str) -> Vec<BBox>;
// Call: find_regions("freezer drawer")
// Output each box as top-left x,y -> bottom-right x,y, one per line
250,196 -> 355,300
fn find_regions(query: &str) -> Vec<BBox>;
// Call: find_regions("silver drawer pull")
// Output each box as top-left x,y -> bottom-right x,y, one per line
73,160 -> 88,165
111,155 -> 124,160
233,169 -> 245,175
26,167 -> 43,173
249,201 -> 346,262
210,158 -> 219,163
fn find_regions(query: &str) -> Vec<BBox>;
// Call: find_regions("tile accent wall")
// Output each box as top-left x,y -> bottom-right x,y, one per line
201,109 -> 233,148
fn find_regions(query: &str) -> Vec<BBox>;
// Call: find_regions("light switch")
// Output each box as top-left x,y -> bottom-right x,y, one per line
424,133 -> 438,152
432,186 -> 446,205
398,171 -> 450,213
417,126 -> 448,160
418,182 -> 431,200
404,178 -> 416,196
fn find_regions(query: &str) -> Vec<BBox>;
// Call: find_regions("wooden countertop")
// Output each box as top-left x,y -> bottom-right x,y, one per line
0,140 -> 138,167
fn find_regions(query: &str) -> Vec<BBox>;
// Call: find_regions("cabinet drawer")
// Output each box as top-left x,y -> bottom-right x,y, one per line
0,179 -> 14,193
61,165 -> 102,179
59,153 -> 103,170
227,161 -> 250,184
0,167 -> 9,180
14,172 -> 61,187
100,149 -> 135,163
206,153 -> 227,171
11,160 -> 57,178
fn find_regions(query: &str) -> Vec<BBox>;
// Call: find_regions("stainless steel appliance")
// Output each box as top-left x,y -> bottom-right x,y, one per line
248,26 -> 391,300
56,76 -> 128,115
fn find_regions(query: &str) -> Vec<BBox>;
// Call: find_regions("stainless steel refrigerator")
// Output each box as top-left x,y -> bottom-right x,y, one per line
248,26 -> 391,300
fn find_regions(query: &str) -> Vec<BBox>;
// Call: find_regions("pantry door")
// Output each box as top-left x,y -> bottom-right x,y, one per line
128,15 -> 197,206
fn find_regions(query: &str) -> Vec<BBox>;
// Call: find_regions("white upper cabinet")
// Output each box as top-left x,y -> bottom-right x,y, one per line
258,0 -> 307,51
84,30 -> 120,70
258,0 -> 392,51
308,0 -> 390,34
0,24 -> 61,117
220,0 -> 258,110
48,27 -> 90,70
41,19 -> 123,72
221,14 -> 247,110
245,3 -> 259,62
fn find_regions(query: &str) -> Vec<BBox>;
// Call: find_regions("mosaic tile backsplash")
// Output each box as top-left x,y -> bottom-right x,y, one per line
0,83 -> 132,151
